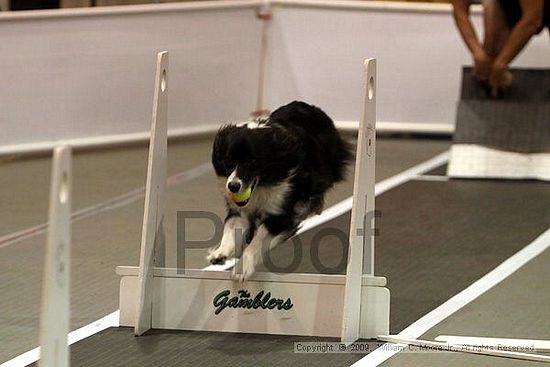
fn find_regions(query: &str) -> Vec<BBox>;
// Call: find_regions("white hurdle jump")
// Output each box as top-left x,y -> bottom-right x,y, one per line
39,146 -> 72,367
116,52 -> 390,342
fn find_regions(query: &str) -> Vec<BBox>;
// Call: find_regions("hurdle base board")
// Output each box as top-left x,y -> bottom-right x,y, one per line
117,266 -> 390,339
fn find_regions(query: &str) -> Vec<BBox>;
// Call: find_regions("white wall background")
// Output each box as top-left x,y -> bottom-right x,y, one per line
267,2 -> 550,129
0,4 -> 262,151
0,1 -> 549,152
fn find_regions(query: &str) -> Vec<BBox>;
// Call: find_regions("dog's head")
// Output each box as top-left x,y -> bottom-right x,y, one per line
212,123 -> 300,207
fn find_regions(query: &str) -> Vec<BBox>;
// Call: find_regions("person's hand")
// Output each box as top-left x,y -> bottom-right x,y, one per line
472,50 -> 492,82
489,61 -> 513,98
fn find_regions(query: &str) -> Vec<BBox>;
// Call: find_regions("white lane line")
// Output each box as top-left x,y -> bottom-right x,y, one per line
2,150 -> 450,367
0,311 -> 120,367
411,174 -> 449,182
0,163 -> 212,250
434,335 -> 550,352
378,335 -> 550,363
298,151 -> 450,234
354,227 -> 550,367
216,150 -> 449,268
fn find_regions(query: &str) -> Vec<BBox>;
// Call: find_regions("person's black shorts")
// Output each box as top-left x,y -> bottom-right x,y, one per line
497,0 -> 550,33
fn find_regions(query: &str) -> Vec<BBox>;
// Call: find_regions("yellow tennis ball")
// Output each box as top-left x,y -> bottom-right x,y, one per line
229,186 -> 252,203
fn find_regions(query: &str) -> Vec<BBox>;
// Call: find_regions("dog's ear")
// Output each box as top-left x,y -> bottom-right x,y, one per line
212,124 -> 238,176
213,124 -> 235,153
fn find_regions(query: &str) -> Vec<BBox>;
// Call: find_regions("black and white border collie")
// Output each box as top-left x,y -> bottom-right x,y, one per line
209,101 -> 352,281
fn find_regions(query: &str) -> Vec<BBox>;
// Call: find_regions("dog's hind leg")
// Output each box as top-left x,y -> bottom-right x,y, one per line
232,224 -> 287,282
233,214 -> 297,282
207,213 -> 249,265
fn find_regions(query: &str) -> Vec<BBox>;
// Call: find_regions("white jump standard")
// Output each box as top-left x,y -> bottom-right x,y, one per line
117,52 -> 390,342
39,146 -> 72,367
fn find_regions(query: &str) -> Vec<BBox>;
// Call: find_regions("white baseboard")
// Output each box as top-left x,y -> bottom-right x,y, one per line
0,120 -> 453,157
0,124 -> 221,157
335,121 -> 454,135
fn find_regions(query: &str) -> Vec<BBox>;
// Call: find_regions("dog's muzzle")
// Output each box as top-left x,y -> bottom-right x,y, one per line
227,178 -> 257,207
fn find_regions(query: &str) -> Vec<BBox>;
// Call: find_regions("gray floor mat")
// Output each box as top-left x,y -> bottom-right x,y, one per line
453,67 -> 550,153
0,136 -> 451,363
32,179 -> 550,367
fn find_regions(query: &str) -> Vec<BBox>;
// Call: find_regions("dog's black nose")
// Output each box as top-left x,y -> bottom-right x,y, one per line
228,181 -> 241,193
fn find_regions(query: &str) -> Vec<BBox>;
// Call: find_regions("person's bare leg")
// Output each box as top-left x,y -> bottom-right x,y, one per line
482,0 -> 513,93
483,0 -> 511,59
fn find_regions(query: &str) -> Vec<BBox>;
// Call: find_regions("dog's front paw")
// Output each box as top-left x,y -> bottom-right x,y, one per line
207,247 -> 228,265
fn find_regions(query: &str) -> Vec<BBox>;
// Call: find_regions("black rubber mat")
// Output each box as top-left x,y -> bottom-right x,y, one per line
453,100 -> 550,153
453,67 -> 550,153
45,328 -> 362,367
33,179 -> 550,366
460,67 -> 550,101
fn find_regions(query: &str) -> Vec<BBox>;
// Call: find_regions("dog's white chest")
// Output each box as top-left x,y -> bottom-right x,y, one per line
243,180 -> 291,216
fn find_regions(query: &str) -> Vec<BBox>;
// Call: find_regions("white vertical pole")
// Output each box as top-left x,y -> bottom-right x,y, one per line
39,146 -> 72,367
0,0 -> 9,11
135,51 -> 168,336
341,58 -> 377,343
253,0 -> 272,117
